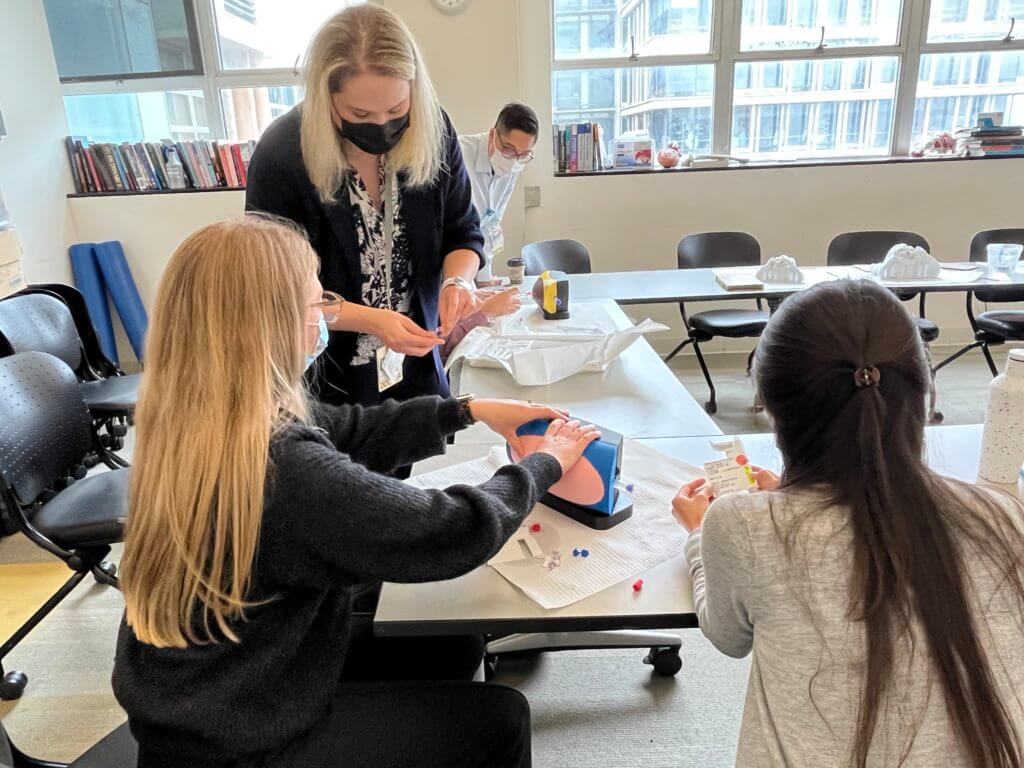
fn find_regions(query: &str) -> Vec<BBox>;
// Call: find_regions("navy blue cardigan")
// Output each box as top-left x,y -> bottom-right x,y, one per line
245,106 -> 484,405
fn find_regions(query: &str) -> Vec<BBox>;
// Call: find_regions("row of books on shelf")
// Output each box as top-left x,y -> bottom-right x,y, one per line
955,125 -> 1024,157
551,122 -> 607,174
64,137 -> 256,194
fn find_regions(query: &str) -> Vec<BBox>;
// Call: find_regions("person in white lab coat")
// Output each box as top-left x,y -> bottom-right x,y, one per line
458,103 -> 538,286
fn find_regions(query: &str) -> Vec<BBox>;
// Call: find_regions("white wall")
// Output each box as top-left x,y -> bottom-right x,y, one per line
0,0 -> 77,284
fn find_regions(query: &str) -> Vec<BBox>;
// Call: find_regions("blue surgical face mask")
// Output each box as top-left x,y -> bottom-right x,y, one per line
306,316 -> 329,371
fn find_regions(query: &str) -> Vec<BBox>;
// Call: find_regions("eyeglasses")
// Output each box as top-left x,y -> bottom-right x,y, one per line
310,291 -> 344,323
496,134 -> 535,163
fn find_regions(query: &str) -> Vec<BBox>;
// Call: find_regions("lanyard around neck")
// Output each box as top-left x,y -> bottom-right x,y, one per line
381,170 -> 395,310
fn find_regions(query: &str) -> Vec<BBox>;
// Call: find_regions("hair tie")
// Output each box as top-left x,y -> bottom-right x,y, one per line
854,366 -> 881,389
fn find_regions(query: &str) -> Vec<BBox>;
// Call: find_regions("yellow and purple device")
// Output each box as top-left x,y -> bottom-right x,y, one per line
531,269 -> 570,320
507,419 -> 633,529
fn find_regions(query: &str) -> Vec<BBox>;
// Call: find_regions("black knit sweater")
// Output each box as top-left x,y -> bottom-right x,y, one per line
112,396 -> 562,767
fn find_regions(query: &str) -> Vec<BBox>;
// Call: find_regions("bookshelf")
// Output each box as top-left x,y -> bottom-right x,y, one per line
67,186 -> 244,199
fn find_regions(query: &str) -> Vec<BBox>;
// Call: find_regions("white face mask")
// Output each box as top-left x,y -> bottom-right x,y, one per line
490,148 -> 523,177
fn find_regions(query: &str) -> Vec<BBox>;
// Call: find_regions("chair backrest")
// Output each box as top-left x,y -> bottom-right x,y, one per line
0,293 -> 84,372
23,283 -> 122,376
970,228 -> 1024,303
827,230 -> 929,266
522,239 -> 592,275
677,232 -> 761,269
0,352 -> 94,506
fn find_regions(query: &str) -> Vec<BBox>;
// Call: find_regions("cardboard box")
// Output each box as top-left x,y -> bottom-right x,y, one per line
613,139 -> 653,169
0,228 -> 25,299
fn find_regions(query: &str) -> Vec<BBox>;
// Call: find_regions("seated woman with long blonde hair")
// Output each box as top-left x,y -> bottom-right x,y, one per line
113,215 -> 598,768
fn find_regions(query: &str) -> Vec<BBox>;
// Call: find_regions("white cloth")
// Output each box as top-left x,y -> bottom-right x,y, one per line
458,132 -> 522,283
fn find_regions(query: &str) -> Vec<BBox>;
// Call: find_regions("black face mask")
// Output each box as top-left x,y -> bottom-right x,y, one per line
339,113 -> 410,155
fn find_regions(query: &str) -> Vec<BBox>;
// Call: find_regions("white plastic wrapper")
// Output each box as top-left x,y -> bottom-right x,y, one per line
756,255 -> 804,284
444,300 -> 668,386
873,244 -> 941,280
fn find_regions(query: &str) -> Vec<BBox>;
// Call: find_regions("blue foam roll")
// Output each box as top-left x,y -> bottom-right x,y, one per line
69,243 -> 118,365
93,240 -> 148,362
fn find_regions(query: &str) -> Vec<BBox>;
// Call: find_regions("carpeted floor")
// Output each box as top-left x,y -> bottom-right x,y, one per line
0,349 -> 1005,765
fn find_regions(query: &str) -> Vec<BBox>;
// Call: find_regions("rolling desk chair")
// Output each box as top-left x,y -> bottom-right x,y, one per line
664,232 -> 769,414
1,720 -> 137,768
0,352 -> 127,701
522,239 -> 592,275
0,291 -> 138,464
933,228 -> 1024,377
827,231 -> 943,422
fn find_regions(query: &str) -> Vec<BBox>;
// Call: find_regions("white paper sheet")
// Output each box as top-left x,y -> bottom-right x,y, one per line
407,442 -> 703,609
443,302 -> 667,386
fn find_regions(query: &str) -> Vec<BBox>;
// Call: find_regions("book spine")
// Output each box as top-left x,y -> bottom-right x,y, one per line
73,142 -> 93,193
221,143 -> 237,187
121,142 -> 146,190
134,143 -> 158,189
174,142 -> 198,188
232,143 -> 247,186
552,124 -> 559,175
144,143 -> 166,189
203,141 -> 221,186
64,137 -> 84,193
114,145 -> 136,190
80,144 -> 101,191
100,145 -> 125,191
149,143 -> 169,188
88,146 -> 111,191
569,124 -> 578,173
186,143 -> 206,187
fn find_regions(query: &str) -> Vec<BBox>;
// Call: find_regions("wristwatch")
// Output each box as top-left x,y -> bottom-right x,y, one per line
455,393 -> 477,425
441,276 -> 476,294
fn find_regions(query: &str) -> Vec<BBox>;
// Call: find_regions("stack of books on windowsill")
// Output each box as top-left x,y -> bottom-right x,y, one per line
552,122 -> 607,173
65,137 -> 256,194
955,126 -> 1024,158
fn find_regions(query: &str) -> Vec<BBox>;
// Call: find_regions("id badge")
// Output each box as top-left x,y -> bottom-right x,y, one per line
490,226 -> 505,257
376,346 -> 405,392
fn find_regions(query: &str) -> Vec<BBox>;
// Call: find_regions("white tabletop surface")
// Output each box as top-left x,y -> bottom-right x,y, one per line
375,424 -> 1019,636
547,265 -> 1024,305
450,299 -> 721,441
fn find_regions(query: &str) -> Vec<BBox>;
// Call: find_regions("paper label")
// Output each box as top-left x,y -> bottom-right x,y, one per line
703,457 -> 756,496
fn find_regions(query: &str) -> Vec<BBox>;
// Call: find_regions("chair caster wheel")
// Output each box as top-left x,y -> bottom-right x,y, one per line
94,560 -> 117,585
483,655 -> 498,682
643,647 -> 682,677
704,401 -> 717,415
0,670 -> 28,700
929,410 -> 944,424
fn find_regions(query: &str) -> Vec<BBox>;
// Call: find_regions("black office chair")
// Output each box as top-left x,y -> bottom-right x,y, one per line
2,719 -> 137,768
0,352 -> 127,701
0,291 -> 138,461
827,231 -> 943,422
664,232 -> 769,414
522,239 -> 592,275
933,228 -> 1024,377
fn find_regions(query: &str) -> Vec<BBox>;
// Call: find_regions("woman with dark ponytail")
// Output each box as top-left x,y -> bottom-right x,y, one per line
672,279 -> 1024,767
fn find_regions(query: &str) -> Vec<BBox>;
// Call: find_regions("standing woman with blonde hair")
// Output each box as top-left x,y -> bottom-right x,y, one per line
247,3 -> 483,411
113,215 -> 599,767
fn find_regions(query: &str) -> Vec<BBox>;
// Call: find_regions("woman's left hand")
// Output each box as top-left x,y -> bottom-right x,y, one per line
467,399 -> 570,455
671,478 -> 715,532
439,284 -> 477,336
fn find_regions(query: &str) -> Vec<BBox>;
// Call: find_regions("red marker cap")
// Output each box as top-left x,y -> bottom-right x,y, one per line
736,454 -> 749,466
632,579 -> 644,592
529,523 -> 542,533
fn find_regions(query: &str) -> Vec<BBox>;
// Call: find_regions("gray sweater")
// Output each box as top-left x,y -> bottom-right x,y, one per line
685,485 -> 1024,767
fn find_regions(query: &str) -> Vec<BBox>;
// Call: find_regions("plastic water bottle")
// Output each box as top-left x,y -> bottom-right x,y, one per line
165,147 -> 187,190
978,349 -> 1024,484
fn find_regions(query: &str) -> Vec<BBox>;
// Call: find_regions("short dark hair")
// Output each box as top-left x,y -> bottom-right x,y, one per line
495,102 -> 539,138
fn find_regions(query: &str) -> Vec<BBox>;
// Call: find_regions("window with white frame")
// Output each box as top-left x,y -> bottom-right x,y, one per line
45,0 -> 360,144
551,0 -> 1024,163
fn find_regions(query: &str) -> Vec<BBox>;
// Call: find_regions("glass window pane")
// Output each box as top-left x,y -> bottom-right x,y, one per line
732,57 -> 897,159
216,0 -> 364,70
64,90 -> 209,143
552,64 -> 713,153
741,0 -> 901,50
913,52 -> 1024,145
43,0 -> 198,80
220,86 -> 304,141
927,0 -> 1024,41
554,0 -> 712,59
